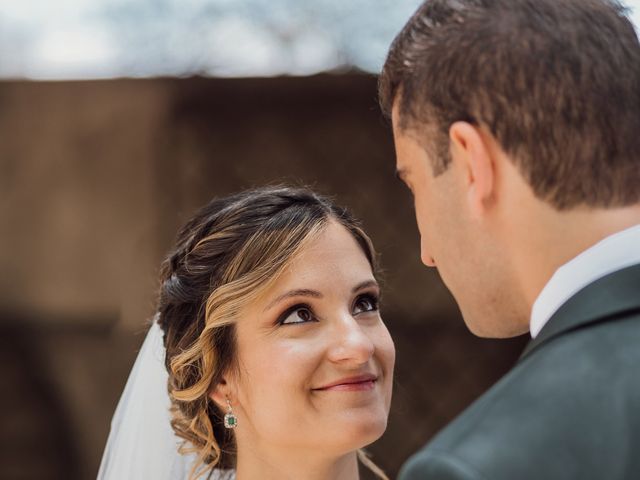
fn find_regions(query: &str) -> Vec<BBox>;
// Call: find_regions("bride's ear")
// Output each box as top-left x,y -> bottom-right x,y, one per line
208,377 -> 234,409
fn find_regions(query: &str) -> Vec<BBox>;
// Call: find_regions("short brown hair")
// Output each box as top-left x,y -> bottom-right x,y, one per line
156,186 -> 386,479
380,0 -> 640,209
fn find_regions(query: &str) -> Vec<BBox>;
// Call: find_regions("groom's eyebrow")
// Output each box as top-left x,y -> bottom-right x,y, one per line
395,167 -> 408,184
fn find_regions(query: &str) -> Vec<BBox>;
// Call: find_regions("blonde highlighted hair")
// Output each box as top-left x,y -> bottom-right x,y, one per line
156,186 -> 388,480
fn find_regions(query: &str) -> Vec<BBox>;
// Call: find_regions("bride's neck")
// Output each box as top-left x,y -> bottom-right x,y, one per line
235,445 -> 359,480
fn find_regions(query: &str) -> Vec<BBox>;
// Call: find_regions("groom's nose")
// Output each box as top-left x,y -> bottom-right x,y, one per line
422,253 -> 436,267
421,242 -> 437,267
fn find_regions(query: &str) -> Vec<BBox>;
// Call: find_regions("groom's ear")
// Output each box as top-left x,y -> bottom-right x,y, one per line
449,121 -> 497,218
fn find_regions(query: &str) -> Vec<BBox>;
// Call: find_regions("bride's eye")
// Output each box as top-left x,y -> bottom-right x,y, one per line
352,293 -> 379,315
278,305 -> 317,325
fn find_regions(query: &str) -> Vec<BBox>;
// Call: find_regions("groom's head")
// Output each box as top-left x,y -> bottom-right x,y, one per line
380,0 -> 640,337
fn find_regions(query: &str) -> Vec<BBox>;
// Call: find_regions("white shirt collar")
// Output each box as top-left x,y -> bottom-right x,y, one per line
530,223 -> 640,338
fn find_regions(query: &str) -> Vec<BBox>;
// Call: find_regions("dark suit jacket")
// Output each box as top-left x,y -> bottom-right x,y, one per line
399,263 -> 640,480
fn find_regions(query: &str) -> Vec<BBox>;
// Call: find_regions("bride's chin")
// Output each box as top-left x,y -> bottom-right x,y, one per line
331,415 -> 388,452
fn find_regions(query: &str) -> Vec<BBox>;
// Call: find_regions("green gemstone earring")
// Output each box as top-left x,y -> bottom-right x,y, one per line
224,398 -> 238,429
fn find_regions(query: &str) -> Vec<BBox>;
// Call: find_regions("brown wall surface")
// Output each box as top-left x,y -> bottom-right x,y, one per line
0,75 -> 526,479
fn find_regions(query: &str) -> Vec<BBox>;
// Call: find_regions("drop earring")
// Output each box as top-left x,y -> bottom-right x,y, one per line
224,398 -> 238,429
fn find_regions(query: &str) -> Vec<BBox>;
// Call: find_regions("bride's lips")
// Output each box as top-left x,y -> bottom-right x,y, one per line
313,373 -> 378,392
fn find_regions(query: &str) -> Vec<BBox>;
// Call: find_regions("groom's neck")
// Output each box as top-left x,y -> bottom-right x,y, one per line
509,202 -> 640,312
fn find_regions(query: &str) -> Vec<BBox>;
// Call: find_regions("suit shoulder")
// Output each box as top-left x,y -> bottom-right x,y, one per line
406,317 -> 640,479
438,315 -> 640,444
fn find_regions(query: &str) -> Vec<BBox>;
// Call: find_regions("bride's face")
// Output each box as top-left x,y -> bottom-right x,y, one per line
223,220 -> 395,456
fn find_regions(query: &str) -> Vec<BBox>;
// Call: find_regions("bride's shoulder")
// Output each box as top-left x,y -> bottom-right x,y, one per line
209,469 -> 236,480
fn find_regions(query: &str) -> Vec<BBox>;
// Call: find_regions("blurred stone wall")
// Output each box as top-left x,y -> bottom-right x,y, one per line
0,75 -> 526,479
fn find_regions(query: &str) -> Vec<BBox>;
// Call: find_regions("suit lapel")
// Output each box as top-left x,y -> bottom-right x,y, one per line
520,263 -> 640,360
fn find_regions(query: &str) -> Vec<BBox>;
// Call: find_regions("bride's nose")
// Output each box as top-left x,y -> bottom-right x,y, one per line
326,312 -> 375,366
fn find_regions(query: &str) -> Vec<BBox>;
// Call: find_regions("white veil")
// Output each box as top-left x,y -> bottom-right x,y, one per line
97,319 -> 200,479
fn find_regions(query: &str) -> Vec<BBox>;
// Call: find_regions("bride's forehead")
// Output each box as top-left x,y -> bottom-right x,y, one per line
236,222 -> 375,312
266,259 -> 374,303
293,221 -> 366,259
284,229 -> 370,275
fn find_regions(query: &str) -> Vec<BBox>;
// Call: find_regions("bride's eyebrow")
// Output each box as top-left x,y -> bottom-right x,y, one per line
353,280 -> 379,292
264,289 -> 323,312
264,280 -> 380,312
